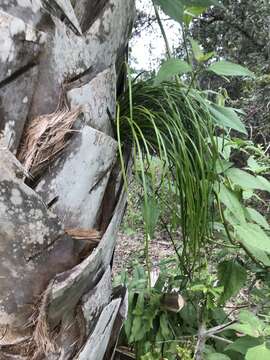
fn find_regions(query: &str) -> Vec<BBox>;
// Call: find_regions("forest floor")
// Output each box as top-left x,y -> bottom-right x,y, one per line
113,168 -> 176,275
113,229 -> 175,275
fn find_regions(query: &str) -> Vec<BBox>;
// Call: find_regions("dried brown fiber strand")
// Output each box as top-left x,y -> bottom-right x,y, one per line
65,228 -> 101,241
32,283 -> 58,359
18,93 -> 81,179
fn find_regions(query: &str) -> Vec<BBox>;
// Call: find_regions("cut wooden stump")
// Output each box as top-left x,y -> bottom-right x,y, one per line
161,293 -> 185,313
65,228 -> 101,247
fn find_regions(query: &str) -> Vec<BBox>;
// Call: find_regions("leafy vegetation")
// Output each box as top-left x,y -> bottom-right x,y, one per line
190,0 -> 270,147
114,0 -> 270,359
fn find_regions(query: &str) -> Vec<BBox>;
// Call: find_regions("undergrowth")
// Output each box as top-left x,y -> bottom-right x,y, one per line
114,1 -> 270,359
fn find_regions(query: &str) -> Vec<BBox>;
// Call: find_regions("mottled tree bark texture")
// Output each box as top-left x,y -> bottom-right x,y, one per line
0,1 -> 135,358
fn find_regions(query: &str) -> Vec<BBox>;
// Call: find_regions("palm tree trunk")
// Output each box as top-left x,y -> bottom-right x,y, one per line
0,1 -> 135,358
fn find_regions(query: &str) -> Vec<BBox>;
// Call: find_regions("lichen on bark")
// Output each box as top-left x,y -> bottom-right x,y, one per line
0,0 -> 135,358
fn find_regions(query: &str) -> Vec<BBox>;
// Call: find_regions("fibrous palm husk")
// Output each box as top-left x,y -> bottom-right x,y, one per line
18,94 -> 81,179
31,284 -> 58,359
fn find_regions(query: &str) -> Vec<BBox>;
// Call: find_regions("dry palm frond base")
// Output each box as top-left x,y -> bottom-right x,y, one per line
65,228 -> 101,247
31,272 -> 86,359
66,228 -> 102,260
0,136 -> 30,180
18,93 -> 82,180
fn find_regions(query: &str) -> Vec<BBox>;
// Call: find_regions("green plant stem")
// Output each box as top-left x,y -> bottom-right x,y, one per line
203,320 -> 236,336
152,2 -> 172,59
181,23 -> 191,65
155,336 -> 196,344
160,216 -> 192,283
209,335 -> 233,344
214,192 -> 236,246
206,237 -> 239,249
116,104 -> 129,193
186,71 -> 198,96
145,233 -> 152,289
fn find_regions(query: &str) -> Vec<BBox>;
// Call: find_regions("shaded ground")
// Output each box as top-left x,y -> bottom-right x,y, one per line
113,229 -> 175,275
112,175 -> 176,275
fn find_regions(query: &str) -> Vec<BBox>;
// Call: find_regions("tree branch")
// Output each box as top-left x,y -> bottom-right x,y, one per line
200,13 -> 266,55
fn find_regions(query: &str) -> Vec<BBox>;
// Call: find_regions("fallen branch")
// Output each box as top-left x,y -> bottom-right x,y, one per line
209,334 -> 233,344
203,321 -> 236,336
194,322 -> 206,360
194,311 -> 236,359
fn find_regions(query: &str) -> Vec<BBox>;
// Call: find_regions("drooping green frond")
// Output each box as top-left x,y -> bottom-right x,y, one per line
117,81 -> 219,276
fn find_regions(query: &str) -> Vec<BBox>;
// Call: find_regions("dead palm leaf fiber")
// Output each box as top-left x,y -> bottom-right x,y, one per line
65,228 -> 101,258
18,92 -> 81,179
32,284 -> 58,359
65,228 -> 101,241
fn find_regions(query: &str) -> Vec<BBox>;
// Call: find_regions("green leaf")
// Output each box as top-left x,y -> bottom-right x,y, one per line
190,38 -> 204,61
235,223 -> 270,254
199,51 -> 216,62
189,38 -> 215,62
224,208 -> 242,228
155,58 -> 192,84
216,159 -> 233,174
207,354 -> 230,360
238,311 -> 262,329
209,104 -> 247,134
218,260 -> 247,304
184,6 -> 207,25
182,0 -> 222,6
159,313 -> 171,339
241,242 -> 270,266
142,197 -> 160,239
256,175 -> 270,192
246,343 -> 270,360
242,189 -> 254,200
216,137 -> 232,160
247,156 -> 269,174
190,283 -> 208,293
208,61 -> 255,78
225,336 -> 262,355
132,292 -> 145,316
230,323 -> 259,337
225,168 -> 270,191
217,183 -> 246,223
229,311 -> 263,338
153,0 -> 184,23
130,317 -> 143,341
154,0 -> 222,24
246,208 -> 270,230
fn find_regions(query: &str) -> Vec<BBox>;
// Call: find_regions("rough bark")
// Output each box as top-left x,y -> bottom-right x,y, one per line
0,0 -> 135,358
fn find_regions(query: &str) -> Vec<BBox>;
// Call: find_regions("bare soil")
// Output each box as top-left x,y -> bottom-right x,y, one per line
113,230 -> 174,275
